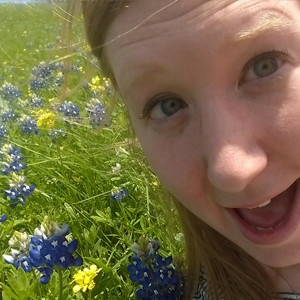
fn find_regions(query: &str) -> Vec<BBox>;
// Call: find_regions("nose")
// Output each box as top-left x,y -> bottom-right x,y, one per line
202,103 -> 267,193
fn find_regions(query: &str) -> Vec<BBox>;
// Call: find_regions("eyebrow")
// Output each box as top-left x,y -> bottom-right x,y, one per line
122,12 -> 294,97
233,14 -> 292,42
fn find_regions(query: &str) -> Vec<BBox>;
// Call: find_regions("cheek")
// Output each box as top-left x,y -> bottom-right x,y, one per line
271,88 -> 300,149
139,135 -> 226,230
137,132 -> 207,202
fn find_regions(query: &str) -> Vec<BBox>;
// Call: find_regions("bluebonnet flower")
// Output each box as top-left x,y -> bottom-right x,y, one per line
19,116 -> 40,135
54,72 -> 64,88
127,237 -> 184,299
30,62 -> 64,93
29,216 -> 83,284
0,123 -> 7,138
4,250 -> 32,273
3,217 -> 83,285
37,267 -> 54,284
1,144 -> 26,175
30,94 -> 44,108
30,77 -> 48,93
110,187 -> 128,201
86,98 -> 106,128
58,101 -> 80,118
32,61 -> 52,79
0,214 -> 7,223
71,61 -> 82,73
1,109 -> 17,122
4,174 -> 35,207
1,159 -> 26,175
3,231 -> 32,273
1,82 -> 21,100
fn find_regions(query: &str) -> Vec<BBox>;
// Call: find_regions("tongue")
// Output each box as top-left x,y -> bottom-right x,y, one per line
236,184 -> 296,228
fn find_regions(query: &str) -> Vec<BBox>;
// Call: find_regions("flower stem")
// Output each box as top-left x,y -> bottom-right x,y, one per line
88,289 -> 92,300
32,270 -> 42,297
58,268 -> 63,300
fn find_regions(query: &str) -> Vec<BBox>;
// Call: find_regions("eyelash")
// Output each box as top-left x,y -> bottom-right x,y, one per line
140,48 -> 290,119
240,48 -> 290,81
140,93 -> 183,119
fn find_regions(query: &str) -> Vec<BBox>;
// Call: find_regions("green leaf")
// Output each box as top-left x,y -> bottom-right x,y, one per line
83,257 -> 112,273
0,283 -> 18,299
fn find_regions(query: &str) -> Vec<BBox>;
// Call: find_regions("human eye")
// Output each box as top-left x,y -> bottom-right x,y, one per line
241,50 -> 289,82
142,93 -> 186,120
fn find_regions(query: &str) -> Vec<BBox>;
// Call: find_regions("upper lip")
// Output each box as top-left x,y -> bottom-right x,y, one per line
222,181 -> 297,210
231,198 -> 272,210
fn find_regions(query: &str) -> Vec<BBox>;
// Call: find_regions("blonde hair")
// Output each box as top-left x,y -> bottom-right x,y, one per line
72,1 -> 282,299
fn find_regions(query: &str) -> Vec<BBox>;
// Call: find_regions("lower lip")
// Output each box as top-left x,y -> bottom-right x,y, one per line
226,182 -> 300,245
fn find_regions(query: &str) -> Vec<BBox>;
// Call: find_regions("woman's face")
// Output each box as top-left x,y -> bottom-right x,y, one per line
106,0 -> 300,269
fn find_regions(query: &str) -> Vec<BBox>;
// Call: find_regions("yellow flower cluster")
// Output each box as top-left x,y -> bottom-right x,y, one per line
73,264 -> 100,293
35,109 -> 56,129
88,76 -> 110,93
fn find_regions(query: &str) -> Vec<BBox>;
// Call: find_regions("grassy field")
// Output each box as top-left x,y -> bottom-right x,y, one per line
0,3 -> 184,299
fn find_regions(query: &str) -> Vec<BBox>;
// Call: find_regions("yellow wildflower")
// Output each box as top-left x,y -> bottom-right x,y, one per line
88,75 -> 105,92
73,264 -> 100,293
91,76 -> 100,85
48,97 -> 56,103
35,109 -> 56,129
27,88 -> 33,97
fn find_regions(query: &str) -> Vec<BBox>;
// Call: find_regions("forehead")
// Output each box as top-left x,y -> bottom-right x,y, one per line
105,0 -> 299,91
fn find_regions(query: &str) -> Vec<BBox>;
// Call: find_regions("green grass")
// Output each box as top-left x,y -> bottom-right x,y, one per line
0,3 -> 184,299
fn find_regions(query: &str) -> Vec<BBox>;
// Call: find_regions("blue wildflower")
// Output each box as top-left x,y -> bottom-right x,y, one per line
1,82 -> 21,100
4,184 -> 35,207
29,216 -> 83,284
1,109 -> 17,122
0,124 -> 7,138
3,231 -> 32,273
1,144 -> 26,175
32,62 -> 52,78
4,174 -> 35,207
30,77 -> 48,93
54,72 -> 64,88
0,214 -> 7,223
30,62 -> 64,93
19,116 -> 40,135
3,250 -> 32,273
58,101 -> 80,118
3,217 -> 82,284
30,94 -> 44,108
37,267 -> 53,284
86,98 -> 106,128
110,187 -> 128,201
127,237 -> 184,299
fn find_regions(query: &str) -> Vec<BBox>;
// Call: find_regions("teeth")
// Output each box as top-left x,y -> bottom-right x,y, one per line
247,199 -> 272,209
256,199 -> 272,208
255,221 -> 283,231
256,226 -> 274,231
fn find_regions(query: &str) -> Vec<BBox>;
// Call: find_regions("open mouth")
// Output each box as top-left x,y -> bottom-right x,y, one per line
229,181 -> 299,244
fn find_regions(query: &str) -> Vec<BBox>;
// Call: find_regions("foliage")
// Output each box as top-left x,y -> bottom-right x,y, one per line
0,2 -> 184,299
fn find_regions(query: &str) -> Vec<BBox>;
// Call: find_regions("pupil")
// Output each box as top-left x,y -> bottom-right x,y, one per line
254,57 -> 278,78
161,99 -> 182,116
